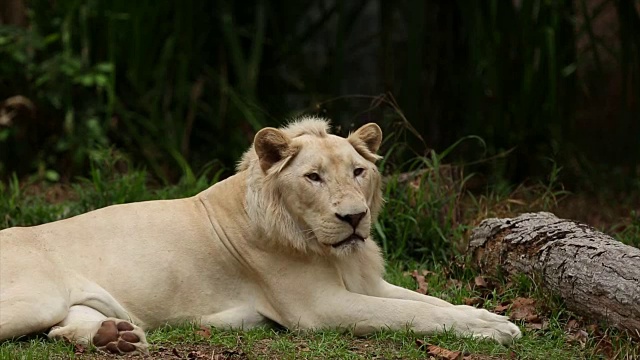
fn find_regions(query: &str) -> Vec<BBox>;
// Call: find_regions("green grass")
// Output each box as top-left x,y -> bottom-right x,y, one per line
1,155 -> 638,359
0,152 -> 219,229
2,263 -> 637,359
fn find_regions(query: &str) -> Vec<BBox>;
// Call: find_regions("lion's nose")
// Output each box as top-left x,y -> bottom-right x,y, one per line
335,211 -> 367,228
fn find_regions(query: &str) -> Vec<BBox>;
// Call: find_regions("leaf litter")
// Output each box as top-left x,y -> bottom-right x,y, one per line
404,269 -> 433,294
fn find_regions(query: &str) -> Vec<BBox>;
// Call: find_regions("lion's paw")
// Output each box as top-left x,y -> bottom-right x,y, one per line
455,306 -> 522,345
92,319 -> 149,355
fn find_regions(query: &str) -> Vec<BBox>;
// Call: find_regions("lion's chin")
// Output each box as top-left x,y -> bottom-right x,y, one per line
331,234 -> 366,248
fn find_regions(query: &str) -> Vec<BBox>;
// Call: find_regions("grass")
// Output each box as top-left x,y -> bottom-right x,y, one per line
2,263 -> 637,359
1,153 -> 638,359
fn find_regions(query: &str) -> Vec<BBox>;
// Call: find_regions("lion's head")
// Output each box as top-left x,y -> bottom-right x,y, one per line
240,117 -> 383,256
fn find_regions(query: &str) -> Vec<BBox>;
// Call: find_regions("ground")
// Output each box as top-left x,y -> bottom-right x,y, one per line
2,262 -> 637,359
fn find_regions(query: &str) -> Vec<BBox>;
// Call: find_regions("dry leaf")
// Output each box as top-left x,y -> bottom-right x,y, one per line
509,297 -> 539,322
416,340 -> 463,360
172,348 -> 182,358
566,329 -> 589,348
593,334 -> 614,358
297,342 -> 311,352
463,297 -> 484,307
196,325 -> 211,338
427,344 -> 462,360
494,302 -> 511,314
74,343 -> 86,355
421,269 -> 435,277
566,319 -> 580,330
525,320 -> 549,331
409,270 -> 429,294
474,275 -> 488,288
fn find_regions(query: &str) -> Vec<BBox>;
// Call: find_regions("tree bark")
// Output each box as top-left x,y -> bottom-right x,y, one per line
468,212 -> 640,334
0,0 -> 27,26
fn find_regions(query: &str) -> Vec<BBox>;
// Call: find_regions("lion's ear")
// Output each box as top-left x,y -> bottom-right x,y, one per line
348,123 -> 383,161
254,127 -> 292,172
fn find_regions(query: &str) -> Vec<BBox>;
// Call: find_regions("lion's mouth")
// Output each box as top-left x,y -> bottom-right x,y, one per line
332,234 -> 365,248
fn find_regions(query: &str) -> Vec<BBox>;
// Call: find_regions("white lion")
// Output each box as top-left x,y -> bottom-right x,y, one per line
0,117 -> 520,354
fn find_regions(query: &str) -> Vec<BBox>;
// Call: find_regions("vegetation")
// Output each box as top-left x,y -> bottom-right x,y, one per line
3,270 -> 638,359
1,0 -> 639,187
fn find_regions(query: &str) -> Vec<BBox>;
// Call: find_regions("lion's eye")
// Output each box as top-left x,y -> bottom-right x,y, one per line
305,173 -> 322,182
353,168 -> 365,177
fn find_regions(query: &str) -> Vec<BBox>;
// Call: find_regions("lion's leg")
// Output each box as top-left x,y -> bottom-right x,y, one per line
279,291 -> 521,344
0,289 -> 68,341
373,280 -> 455,307
48,305 -> 148,355
200,306 -> 269,330
0,254 -> 70,341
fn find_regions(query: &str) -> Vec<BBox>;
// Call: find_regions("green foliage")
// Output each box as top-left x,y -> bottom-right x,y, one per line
0,173 -> 70,228
1,0 -> 354,181
0,149 -> 215,229
455,0 -> 576,181
0,21 -> 113,178
615,210 -> 640,248
377,151 -> 472,262
1,1 -> 639,189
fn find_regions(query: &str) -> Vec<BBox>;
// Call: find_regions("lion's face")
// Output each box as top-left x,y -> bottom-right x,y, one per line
244,119 -> 383,256
276,134 -> 380,254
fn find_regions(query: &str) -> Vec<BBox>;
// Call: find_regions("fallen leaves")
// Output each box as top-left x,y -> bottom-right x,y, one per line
402,267 -> 632,359
405,269 -> 433,294
508,297 -> 539,323
196,325 -> 212,339
296,341 -> 311,352
566,329 -> 589,347
463,297 -> 485,306
416,339 -> 463,360
73,343 -> 86,355
473,275 -> 488,289
58,336 -> 86,355
493,302 -> 510,315
492,297 -> 548,331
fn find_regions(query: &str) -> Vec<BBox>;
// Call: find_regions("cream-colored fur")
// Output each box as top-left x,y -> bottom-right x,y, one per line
0,117 -> 520,354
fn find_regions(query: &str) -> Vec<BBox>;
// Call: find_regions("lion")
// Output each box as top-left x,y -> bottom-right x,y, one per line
0,117 -> 520,355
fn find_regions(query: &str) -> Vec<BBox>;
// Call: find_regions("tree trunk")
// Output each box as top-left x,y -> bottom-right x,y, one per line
468,212 -> 640,334
0,0 -> 27,26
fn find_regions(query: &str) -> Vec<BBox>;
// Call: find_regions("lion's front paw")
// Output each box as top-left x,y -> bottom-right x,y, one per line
456,306 -> 522,345
92,318 -> 149,355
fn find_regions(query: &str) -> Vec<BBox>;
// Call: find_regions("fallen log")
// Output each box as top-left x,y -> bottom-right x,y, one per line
468,212 -> 640,334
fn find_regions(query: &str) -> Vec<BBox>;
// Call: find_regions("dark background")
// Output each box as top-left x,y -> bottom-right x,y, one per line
1,0 -> 638,191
